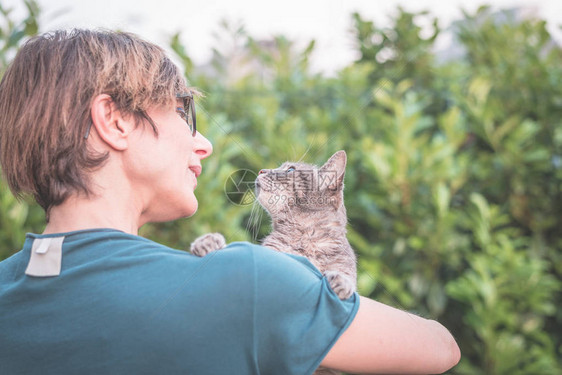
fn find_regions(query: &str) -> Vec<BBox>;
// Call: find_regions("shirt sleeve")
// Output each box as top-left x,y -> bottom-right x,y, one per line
250,243 -> 360,375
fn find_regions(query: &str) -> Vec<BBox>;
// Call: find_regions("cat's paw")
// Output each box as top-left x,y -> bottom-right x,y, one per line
324,270 -> 355,300
190,233 -> 226,257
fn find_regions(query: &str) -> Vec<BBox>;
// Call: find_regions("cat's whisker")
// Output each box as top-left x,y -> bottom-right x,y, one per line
290,145 -> 298,161
245,202 -> 257,239
249,202 -> 258,241
252,203 -> 261,240
247,201 -> 265,242
254,204 -> 265,242
297,139 -> 314,163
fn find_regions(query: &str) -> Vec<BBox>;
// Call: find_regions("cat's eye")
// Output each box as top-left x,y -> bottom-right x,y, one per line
286,166 -> 296,172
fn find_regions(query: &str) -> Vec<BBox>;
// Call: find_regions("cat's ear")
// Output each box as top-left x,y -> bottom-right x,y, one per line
319,150 -> 346,191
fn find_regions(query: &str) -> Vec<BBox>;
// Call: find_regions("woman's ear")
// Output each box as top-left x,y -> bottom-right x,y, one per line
89,94 -> 135,151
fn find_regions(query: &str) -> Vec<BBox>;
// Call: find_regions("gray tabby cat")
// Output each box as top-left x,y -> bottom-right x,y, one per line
190,150 -> 357,375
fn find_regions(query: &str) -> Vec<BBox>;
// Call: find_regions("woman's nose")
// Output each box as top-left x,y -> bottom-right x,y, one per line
193,131 -> 213,160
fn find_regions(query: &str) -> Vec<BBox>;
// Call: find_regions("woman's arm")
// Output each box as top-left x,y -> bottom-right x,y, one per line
321,296 -> 461,374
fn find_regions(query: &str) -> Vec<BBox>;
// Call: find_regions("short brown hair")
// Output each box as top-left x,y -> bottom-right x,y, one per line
0,29 -> 189,216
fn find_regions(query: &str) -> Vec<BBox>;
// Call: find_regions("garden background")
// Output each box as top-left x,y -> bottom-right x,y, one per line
0,1 -> 560,373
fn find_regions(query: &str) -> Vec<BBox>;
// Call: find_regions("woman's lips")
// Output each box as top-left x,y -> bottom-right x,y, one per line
189,166 -> 202,178
188,166 -> 201,189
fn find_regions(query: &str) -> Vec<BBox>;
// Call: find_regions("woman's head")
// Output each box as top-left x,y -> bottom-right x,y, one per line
0,29 -> 191,216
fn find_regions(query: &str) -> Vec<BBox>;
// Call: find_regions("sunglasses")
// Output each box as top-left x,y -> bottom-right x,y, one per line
176,92 -> 196,137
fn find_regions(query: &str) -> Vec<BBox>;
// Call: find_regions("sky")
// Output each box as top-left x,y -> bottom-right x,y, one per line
5,0 -> 562,74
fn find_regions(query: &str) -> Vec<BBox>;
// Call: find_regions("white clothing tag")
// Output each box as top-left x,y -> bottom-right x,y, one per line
35,237 -> 52,254
25,236 -> 65,277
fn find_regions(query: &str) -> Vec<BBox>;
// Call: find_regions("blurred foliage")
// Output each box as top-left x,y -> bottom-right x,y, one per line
0,0 -> 45,256
0,0 -> 38,72
1,1 -> 561,374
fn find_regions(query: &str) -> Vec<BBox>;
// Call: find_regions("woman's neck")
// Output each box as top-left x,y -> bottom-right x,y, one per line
43,187 -> 143,236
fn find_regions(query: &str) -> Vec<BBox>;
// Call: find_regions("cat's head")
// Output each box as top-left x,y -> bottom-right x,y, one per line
255,150 -> 347,216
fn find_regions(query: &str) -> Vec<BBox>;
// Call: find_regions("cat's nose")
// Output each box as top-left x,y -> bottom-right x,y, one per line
259,169 -> 267,175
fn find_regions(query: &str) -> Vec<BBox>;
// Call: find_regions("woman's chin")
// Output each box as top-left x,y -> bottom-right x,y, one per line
145,194 -> 199,223
177,194 -> 199,219
184,200 -> 198,218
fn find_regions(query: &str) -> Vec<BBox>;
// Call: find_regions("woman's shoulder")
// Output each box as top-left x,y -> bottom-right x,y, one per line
215,241 -> 323,279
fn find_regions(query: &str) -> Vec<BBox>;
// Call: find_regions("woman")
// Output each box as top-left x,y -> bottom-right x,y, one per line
0,29 -> 460,374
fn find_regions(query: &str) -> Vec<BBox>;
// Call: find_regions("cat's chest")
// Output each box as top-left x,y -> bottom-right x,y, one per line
264,233 -> 337,268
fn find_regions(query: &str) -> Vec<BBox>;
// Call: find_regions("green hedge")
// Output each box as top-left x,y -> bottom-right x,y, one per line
1,2 -> 560,373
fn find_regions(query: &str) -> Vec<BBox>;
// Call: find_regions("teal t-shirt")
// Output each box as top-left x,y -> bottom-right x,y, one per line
0,229 -> 359,374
